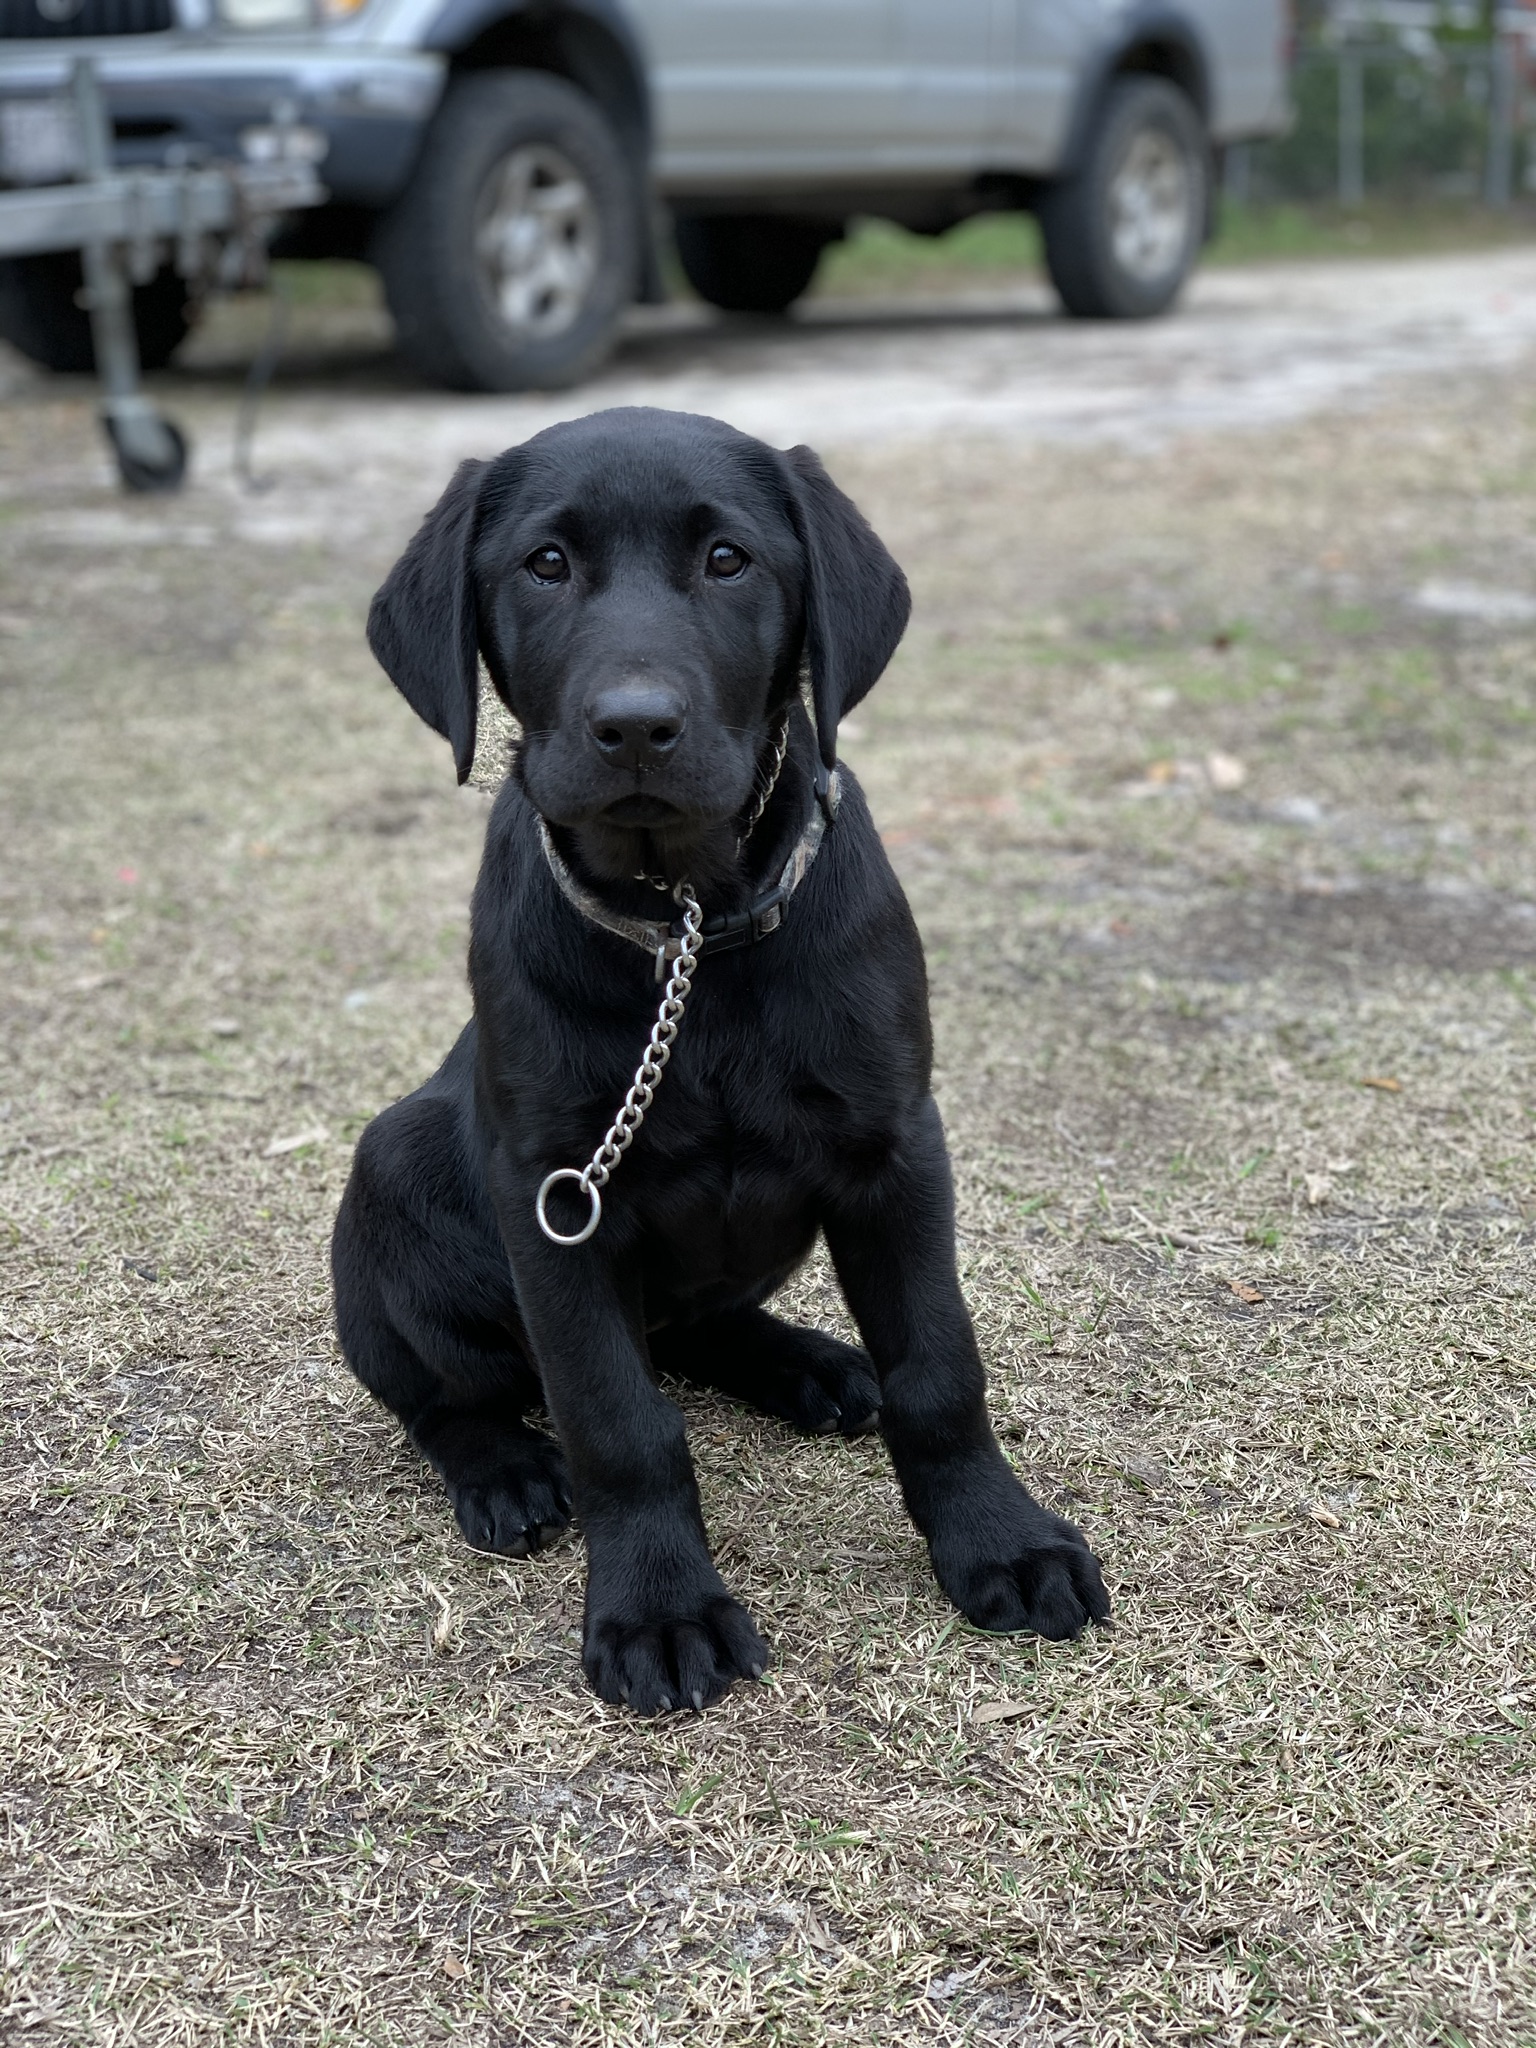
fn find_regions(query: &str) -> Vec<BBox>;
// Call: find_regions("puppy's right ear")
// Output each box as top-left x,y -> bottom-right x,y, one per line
367,458 -> 488,785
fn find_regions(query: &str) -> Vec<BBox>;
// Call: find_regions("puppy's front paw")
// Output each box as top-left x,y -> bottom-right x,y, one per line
932,1495 -> 1111,1641
584,1594 -> 770,1715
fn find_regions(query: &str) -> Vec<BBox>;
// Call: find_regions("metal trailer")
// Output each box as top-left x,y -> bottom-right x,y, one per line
0,59 -> 322,491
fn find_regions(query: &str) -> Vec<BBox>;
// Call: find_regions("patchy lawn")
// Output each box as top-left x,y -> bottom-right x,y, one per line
1,360 -> 1534,2046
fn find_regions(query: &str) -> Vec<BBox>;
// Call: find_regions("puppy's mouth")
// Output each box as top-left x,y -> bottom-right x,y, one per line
600,794 -> 689,828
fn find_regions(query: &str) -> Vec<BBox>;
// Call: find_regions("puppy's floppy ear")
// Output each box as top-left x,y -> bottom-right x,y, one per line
782,444 -> 911,770
367,458 -> 488,785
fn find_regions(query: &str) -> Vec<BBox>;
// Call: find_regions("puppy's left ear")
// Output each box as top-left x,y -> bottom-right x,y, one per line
783,444 -> 911,771
368,458 -> 488,785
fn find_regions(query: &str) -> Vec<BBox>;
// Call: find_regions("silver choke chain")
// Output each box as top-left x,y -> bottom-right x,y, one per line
534,713 -> 790,1246
535,881 -> 705,1246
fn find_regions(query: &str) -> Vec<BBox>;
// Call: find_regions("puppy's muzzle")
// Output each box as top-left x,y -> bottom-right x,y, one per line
586,680 -> 687,774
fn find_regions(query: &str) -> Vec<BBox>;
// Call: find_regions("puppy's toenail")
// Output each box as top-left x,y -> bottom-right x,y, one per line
691,1689 -> 704,1710
657,1694 -> 671,1712
750,1662 -> 765,1679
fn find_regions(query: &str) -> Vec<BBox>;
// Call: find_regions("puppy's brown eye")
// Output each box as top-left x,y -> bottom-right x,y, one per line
527,546 -> 569,584
706,541 -> 749,580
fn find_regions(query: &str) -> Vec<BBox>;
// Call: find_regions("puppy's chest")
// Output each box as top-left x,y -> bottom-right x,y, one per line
638,1062 -> 830,1308
663,1053 -> 831,1168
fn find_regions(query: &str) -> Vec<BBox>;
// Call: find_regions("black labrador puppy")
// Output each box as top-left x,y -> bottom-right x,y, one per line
332,407 -> 1109,1713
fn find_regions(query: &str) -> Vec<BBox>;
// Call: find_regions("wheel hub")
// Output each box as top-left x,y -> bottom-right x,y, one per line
1108,127 -> 1192,285
474,144 -> 600,340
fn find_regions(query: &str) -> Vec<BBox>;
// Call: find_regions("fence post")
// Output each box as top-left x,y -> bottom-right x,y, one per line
1485,34 -> 1515,207
1338,39 -> 1365,206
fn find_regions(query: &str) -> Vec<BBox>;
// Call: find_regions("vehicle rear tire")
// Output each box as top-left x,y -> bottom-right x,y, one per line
673,214 -> 834,315
0,253 -> 194,374
374,69 -> 637,393
1039,76 -> 1208,319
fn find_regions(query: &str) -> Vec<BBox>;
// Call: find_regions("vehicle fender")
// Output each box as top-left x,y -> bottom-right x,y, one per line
422,0 -> 649,140
1054,4 -> 1211,182
417,0 -> 658,292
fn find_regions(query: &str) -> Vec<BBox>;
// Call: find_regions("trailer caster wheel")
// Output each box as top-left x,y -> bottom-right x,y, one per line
104,411 -> 188,494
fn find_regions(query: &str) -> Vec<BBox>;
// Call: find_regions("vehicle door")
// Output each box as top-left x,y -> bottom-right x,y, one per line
896,0 -> 1006,172
1006,0 -> 1100,170
631,0 -> 904,184
897,0 -> 1104,177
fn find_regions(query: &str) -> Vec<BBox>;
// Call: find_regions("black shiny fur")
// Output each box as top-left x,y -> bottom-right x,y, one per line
332,408 -> 1110,1714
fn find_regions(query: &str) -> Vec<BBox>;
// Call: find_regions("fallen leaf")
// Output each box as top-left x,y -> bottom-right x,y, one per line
1212,631 -> 1233,652
262,1126 -> 328,1157
1306,1503 -> 1343,1529
973,1698 -> 1032,1725
441,1954 -> 466,1980
801,1908 -> 840,1952
1359,1076 -> 1402,1093
1304,1172 -> 1332,1206
1230,1281 -> 1265,1304
166,1654 -> 184,1668
1205,750 -> 1248,792
1145,759 -> 1177,784
427,1584 -> 455,1656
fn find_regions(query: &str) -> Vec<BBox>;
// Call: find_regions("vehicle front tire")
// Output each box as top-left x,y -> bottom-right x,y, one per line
1038,76 -> 1208,320
373,69 -> 637,393
673,213 -> 835,315
0,253 -> 194,374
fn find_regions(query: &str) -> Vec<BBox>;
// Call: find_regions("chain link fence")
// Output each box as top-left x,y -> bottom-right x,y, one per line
1225,5 -> 1536,208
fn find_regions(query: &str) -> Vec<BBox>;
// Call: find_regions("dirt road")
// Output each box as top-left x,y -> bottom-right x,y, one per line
7,246 -> 1536,548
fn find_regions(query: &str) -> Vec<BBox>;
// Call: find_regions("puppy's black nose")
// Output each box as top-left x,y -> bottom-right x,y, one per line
586,680 -> 687,771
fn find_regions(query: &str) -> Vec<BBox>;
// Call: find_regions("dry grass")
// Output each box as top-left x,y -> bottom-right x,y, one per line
1,359 -> 1534,2047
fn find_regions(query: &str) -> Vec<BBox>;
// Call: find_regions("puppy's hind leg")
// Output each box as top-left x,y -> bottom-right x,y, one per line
339,1291 -> 572,1557
652,1306 -> 881,1438
333,1133 -> 571,1560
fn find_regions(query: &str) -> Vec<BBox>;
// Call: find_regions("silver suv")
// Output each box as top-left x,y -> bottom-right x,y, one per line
0,0 -> 1291,390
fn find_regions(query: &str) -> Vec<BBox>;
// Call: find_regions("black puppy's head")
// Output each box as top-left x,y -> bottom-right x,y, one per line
367,408 -> 909,886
